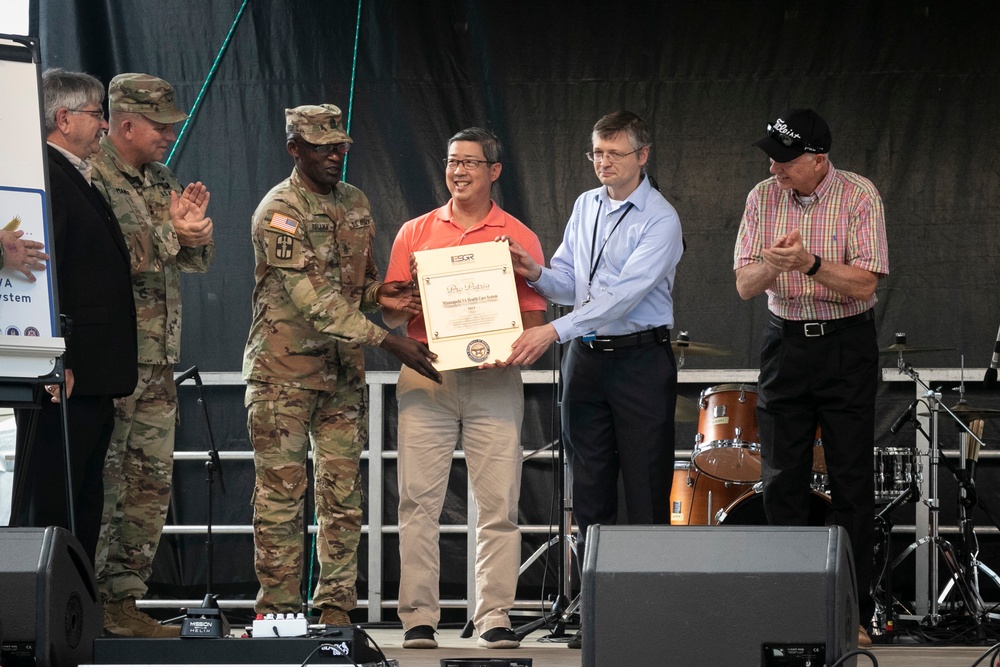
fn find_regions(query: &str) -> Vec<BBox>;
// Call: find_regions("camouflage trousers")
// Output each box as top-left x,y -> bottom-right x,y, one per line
246,372 -> 367,613
95,362 -> 177,603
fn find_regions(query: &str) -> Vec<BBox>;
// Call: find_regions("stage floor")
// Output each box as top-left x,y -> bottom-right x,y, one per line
360,629 -> 992,667
82,627 -> 1000,666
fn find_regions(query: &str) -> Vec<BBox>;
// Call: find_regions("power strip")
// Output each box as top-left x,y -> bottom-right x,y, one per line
252,614 -> 309,638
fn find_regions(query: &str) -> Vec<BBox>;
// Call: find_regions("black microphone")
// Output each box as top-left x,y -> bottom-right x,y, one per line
985,323 -> 1000,389
890,400 -> 918,435
175,365 -> 200,386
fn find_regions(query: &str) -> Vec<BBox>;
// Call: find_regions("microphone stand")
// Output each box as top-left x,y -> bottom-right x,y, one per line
175,366 -> 230,637
511,305 -> 578,642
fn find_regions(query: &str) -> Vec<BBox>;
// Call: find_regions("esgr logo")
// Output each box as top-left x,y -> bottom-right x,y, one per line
451,253 -> 475,264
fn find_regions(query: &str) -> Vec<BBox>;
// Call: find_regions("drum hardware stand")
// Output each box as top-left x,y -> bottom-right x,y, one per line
935,361 -> 1000,624
933,419 -> 1000,621
890,361 -> 997,628
873,478 -> 919,633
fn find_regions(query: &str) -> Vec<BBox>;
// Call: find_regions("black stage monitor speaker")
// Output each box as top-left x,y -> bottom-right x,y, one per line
582,525 -> 858,667
0,527 -> 102,667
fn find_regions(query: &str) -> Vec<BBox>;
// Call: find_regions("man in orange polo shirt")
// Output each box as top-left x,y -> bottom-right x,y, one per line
383,127 -> 547,650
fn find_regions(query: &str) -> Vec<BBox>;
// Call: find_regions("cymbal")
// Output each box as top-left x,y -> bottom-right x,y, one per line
671,338 -> 731,357
949,404 -> 1000,421
919,404 -> 1000,421
676,396 -> 700,423
879,343 -> 956,355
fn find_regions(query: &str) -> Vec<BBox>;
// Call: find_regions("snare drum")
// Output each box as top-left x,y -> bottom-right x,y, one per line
670,461 -> 750,526
715,485 -> 834,526
875,447 -> 920,501
692,384 -> 761,483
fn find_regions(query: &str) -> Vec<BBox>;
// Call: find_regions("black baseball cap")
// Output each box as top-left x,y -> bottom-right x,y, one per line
754,108 -> 832,162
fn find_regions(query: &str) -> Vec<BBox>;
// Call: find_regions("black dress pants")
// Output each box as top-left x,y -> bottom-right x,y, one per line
562,337 -> 677,549
757,315 -> 878,625
11,395 -> 116,566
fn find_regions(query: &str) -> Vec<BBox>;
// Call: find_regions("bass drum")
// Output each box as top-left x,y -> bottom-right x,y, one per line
715,486 -> 834,526
669,461 -> 750,526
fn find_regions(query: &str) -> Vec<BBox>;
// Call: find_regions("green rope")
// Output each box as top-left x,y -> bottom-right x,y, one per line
307,1 -> 364,611
165,0 -> 250,168
341,0 -> 364,181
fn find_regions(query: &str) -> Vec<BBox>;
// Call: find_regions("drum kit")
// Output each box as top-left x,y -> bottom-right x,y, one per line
669,331 -> 840,528
879,336 -> 1000,630
669,382 -> 834,528
668,332 -> 1000,632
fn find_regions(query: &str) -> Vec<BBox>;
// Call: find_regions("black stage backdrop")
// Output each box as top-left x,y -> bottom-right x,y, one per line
35,0 -> 1000,619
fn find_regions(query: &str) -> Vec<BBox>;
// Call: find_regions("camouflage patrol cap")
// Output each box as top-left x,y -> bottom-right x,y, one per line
108,73 -> 188,124
285,104 -> 352,144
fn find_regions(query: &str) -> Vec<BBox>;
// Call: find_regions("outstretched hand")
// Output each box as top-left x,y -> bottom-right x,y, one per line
496,235 -> 541,282
378,280 -> 422,317
504,323 -> 559,366
380,333 -> 442,383
1,229 -> 48,281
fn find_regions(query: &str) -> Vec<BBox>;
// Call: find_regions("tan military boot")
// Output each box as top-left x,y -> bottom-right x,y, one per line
318,607 -> 351,627
105,597 -> 180,638
103,608 -> 134,637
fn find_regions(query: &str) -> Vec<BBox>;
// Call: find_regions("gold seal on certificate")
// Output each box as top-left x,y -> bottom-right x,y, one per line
414,240 -> 523,371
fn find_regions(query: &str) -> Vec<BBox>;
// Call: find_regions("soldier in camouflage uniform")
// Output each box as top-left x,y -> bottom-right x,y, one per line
91,73 -> 215,638
244,104 -> 440,626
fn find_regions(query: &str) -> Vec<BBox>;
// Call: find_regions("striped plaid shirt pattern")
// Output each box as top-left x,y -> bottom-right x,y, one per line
734,163 -> 889,321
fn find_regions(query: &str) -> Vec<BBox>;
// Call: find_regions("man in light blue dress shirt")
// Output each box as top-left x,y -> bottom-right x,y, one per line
506,111 -> 684,646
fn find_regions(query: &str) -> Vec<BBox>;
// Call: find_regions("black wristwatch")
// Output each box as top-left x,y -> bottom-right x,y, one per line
805,254 -> 822,277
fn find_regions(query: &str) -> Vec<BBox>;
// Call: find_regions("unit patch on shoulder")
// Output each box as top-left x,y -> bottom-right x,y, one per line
269,212 -> 300,235
274,235 -> 295,260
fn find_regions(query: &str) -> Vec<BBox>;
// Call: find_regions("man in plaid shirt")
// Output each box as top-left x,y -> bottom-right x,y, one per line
734,108 -> 889,647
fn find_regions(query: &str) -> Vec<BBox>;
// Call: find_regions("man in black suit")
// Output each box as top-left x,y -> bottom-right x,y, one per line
11,69 -> 138,567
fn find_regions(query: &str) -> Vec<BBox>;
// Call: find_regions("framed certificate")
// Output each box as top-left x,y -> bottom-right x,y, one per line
414,240 -> 523,371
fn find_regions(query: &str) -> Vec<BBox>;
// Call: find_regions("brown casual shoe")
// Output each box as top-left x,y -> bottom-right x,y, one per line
319,608 -> 351,627
858,625 -> 873,648
104,597 -> 180,638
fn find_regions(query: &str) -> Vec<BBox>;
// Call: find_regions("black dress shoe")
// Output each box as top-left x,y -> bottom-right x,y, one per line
567,629 -> 582,649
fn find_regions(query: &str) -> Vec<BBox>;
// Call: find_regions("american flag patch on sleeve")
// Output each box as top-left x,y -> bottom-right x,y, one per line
268,212 -> 300,235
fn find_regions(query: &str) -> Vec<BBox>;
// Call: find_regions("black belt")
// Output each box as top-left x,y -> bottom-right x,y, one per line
769,310 -> 873,338
582,325 -> 670,351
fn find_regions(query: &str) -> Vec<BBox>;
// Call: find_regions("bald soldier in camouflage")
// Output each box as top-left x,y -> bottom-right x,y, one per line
91,73 -> 214,638
244,104 -> 440,626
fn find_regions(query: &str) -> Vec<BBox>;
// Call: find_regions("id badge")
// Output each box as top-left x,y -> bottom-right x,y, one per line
582,331 -> 596,343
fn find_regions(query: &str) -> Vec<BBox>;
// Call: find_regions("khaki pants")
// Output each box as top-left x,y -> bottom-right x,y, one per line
396,364 -> 523,633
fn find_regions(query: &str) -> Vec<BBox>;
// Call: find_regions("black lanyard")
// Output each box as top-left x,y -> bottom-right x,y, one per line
587,201 -> 634,289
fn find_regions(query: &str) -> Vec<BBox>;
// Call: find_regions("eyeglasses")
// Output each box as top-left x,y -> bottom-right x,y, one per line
766,124 -> 819,153
297,139 -> 350,157
585,148 -> 642,163
68,108 -> 105,120
443,158 -> 494,171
